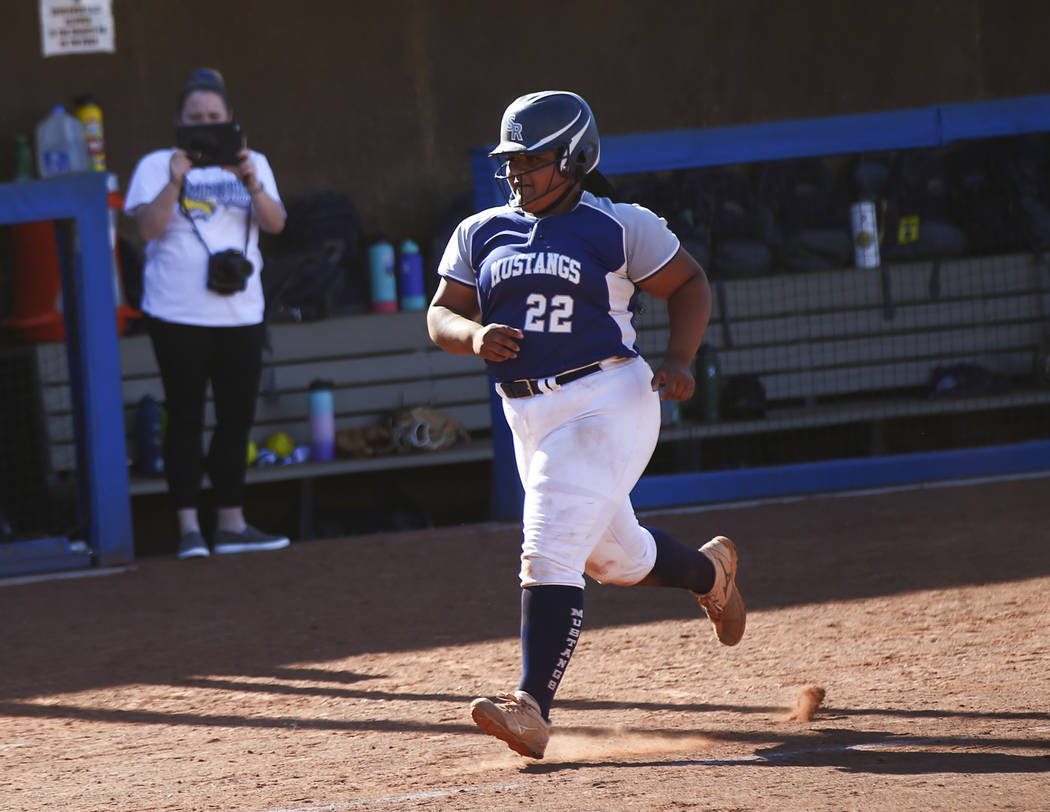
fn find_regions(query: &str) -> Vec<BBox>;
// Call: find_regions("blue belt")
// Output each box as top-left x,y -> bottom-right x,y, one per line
498,362 -> 604,398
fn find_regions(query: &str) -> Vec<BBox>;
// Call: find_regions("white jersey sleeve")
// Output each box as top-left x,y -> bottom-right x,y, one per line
437,206 -> 514,288
612,201 -> 681,283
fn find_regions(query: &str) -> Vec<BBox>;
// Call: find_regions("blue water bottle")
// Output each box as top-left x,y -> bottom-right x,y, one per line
308,379 -> 335,461
135,394 -> 164,475
397,239 -> 427,311
367,239 -> 397,313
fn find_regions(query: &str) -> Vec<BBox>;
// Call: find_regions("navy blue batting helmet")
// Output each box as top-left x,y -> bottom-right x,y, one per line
489,91 -> 601,180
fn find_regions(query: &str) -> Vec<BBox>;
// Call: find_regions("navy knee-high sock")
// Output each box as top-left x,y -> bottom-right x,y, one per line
636,526 -> 716,593
518,585 -> 584,720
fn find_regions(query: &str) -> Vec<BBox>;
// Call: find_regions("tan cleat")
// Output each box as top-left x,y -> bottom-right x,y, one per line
469,690 -> 551,759
695,535 -> 746,646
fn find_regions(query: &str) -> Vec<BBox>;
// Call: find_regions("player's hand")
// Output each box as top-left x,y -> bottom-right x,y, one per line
472,324 -> 523,362
651,358 -> 695,401
169,150 -> 192,186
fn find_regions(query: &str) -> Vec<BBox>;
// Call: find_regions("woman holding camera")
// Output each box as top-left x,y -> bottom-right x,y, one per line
124,67 -> 289,559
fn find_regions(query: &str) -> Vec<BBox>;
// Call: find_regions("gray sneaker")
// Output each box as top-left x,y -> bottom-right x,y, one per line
695,535 -> 746,646
469,690 -> 551,759
212,525 -> 290,555
177,530 -> 210,560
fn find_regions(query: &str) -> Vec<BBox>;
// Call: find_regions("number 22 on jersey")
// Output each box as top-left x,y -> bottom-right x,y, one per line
524,293 -> 574,333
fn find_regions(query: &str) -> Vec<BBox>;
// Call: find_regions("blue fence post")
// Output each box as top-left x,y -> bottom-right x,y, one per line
0,173 -> 133,572
68,173 -> 134,565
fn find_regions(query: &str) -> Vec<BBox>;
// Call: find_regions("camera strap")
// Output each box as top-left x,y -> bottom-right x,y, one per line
179,181 -> 252,257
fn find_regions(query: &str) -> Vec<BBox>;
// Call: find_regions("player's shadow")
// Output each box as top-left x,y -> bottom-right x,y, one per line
0,697 -> 481,736
526,749 -> 1050,775
4,685 -> 1046,749
524,726 -> 1050,776
2,474 -> 1047,701
756,746 -> 1050,775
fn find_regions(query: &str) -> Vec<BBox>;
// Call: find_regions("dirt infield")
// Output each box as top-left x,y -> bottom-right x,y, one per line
2,474 -> 1049,811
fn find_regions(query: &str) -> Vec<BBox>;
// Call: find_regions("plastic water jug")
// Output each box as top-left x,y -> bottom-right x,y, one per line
397,239 -> 427,311
368,239 -> 397,313
308,379 -> 335,462
35,106 -> 89,178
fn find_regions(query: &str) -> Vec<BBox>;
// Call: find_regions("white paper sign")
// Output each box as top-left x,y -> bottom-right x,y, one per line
40,0 -> 116,56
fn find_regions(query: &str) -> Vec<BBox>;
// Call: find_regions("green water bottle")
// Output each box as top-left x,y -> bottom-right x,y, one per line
698,343 -> 722,422
13,135 -> 32,180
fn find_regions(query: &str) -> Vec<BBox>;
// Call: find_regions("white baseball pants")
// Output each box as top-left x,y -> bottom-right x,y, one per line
500,355 -> 661,589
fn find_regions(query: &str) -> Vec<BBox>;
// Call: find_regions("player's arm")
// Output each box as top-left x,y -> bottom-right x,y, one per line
427,277 -> 524,362
637,248 -> 712,401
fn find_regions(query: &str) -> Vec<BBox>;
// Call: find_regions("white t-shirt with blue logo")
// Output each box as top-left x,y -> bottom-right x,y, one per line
438,191 -> 680,382
124,148 -> 281,326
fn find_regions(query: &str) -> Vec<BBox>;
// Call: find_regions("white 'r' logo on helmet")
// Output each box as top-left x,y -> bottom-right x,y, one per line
507,114 -> 523,142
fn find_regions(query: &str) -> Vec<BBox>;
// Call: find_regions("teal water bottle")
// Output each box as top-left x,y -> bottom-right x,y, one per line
397,239 -> 427,311
368,239 -> 397,313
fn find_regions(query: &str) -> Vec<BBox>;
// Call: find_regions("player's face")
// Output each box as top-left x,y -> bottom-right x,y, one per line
179,90 -> 232,125
506,151 -> 572,213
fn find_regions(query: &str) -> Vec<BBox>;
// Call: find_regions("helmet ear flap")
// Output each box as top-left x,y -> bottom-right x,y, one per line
573,145 -> 596,180
559,144 -> 596,181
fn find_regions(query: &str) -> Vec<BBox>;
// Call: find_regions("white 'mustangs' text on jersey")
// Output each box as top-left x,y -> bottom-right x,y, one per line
437,191 -> 680,382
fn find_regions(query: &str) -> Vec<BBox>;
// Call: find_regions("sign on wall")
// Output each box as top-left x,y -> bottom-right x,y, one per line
40,0 -> 115,57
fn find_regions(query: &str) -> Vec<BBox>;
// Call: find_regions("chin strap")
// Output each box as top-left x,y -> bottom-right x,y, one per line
511,172 -> 581,215
529,179 -> 581,216
503,152 -> 582,214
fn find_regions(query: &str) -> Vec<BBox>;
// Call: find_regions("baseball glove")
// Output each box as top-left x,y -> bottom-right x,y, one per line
385,405 -> 471,453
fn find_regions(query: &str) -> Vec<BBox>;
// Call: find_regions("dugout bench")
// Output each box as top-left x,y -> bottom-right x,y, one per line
34,309 -> 496,539
32,249 -> 1050,536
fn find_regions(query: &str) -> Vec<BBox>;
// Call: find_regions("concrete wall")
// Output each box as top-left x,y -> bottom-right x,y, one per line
4,0 -> 1050,249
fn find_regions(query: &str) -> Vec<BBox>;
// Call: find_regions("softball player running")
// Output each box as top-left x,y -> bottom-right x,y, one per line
426,90 -> 745,759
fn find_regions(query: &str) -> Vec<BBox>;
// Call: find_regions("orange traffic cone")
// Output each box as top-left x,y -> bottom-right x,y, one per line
4,183 -> 139,343
5,219 -> 66,343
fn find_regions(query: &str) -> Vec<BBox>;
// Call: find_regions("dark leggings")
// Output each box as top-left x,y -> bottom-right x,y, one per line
146,317 -> 265,510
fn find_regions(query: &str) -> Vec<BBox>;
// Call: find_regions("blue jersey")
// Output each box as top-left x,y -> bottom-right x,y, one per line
438,191 -> 680,382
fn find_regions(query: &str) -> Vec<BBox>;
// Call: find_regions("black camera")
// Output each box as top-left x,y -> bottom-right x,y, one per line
206,249 -> 253,294
176,120 -> 244,167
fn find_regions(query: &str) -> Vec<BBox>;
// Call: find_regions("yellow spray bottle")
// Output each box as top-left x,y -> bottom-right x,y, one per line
73,95 -> 106,172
